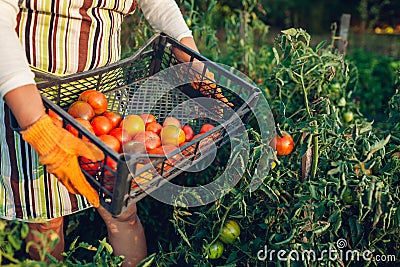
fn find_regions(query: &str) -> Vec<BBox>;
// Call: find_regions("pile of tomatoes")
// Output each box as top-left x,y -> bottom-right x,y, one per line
49,89 -> 218,189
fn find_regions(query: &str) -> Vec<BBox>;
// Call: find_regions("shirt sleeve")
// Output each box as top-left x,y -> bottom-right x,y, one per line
136,0 -> 193,41
0,0 -> 36,99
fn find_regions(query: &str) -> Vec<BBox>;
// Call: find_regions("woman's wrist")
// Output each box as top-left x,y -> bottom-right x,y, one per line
3,84 -> 45,129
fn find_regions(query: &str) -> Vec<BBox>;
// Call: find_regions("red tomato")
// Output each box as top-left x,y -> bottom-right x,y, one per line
120,115 -> 145,137
140,113 -> 157,125
163,117 -> 181,129
146,121 -> 163,135
133,130 -> 162,151
148,145 -> 181,166
200,123 -> 215,133
80,156 -> 101,175
182,125 -> 194,141
66,118 -> 95,142
103,156 -> 117,189
160,125 -> 186,146
78,90 -> 108,115
270,131 -> 294,156
109,127 -> 132,146
68,101 -> 95,121
91,116 -> 113,136
48,110 -> 63,127
98,134 -> 120,152
192,133 -> 204,140
103,111 -> 123,129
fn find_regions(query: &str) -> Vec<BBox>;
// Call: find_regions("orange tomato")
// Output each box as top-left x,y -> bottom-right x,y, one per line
160,125 -> 186,146
120,115 -> 145,137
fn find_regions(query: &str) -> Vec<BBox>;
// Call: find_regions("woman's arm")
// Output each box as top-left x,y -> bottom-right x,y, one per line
136,0 -> 199,62
0,0 -> 44,128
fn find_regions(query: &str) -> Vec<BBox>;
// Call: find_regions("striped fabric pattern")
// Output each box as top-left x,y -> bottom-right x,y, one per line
0,0 -> 135,221
16,0 -> 136,75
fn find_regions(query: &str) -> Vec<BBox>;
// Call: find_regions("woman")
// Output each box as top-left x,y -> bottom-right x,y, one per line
0,0 -> 201,265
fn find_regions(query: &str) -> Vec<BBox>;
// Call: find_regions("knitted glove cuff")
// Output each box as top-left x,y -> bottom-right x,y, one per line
21,114 -> 61,155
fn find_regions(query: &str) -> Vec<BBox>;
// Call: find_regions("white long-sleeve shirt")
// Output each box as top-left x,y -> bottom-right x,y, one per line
0,0 -> 192,98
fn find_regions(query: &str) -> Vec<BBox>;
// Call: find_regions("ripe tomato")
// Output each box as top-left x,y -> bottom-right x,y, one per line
98,134 -> 120,152
148,145 -> 181,166
68,101 -> 95,120
120,115 -> 145,137
48,110 -> 63,127
200,123 -> 215,133
78,90 -> 108,115
192,133 -> 204,140
133,130 -> 162,151
146,121 -> 163,135
218,220 -> 241,244
140,113 -> 157,125
271,131 -> 294,156
122,140 -> 147,155
163,117 -> 181,129
80,156 -> 101,175
206,241 -> 224,259
66,118 -> 95,142
103,111 -> 123,129
123,140 -> 147,155
109,127 -> 132,146
160,125 -> 186,146
91,116 -> 113,136
103,156 -> 117,186
182,125 -> 194,141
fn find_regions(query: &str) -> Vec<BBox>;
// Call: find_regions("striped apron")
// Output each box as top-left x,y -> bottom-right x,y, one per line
0,0 -> 136,222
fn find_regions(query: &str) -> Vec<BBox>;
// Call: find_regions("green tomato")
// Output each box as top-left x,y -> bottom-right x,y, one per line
343,111 -> 354,123
337,97 -> 346,107
207,240 -> 224,259
218,220 -> 241,244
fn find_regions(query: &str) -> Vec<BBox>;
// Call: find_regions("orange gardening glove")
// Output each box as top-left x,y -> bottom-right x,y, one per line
21,114 -> 104,207
191,71 -> 233,107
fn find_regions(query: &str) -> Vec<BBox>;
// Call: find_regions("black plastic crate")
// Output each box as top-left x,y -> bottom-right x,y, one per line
13,33 -> 262,216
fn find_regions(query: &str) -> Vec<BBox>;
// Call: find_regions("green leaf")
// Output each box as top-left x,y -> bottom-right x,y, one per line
281,28 -> 298,36
316,40 -> 327,51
